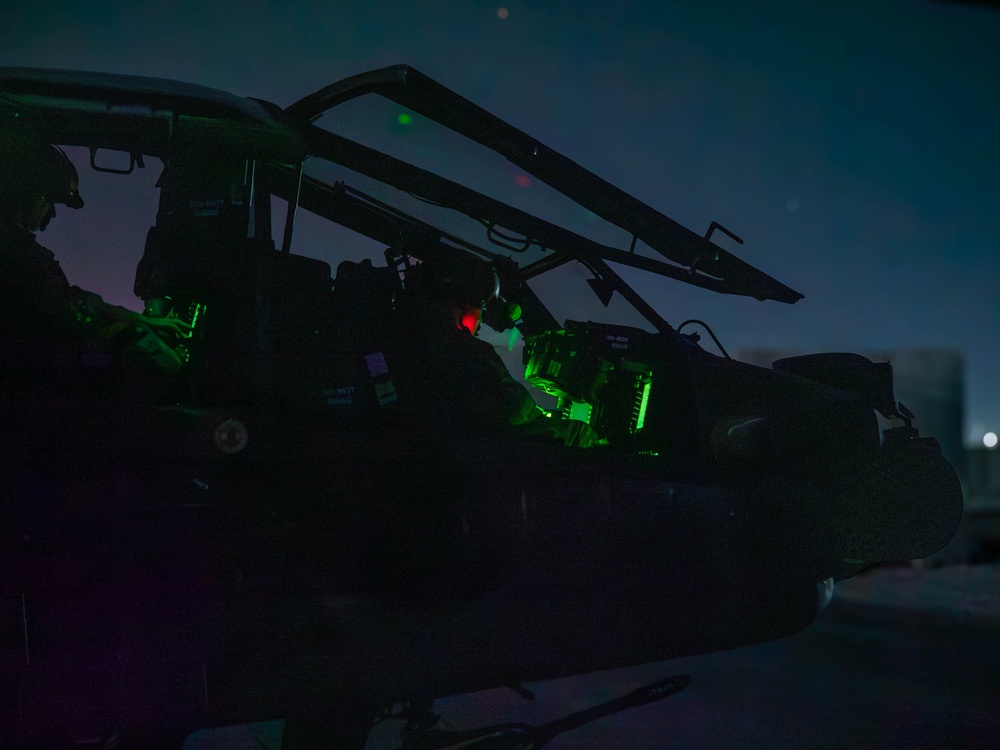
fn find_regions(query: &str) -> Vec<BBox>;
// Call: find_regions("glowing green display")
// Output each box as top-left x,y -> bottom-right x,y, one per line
634,377 -> 652,432
397,113 -> 412,125
568,401 -> 592,424
188,301 -> 206,330
174,301 -> 205,364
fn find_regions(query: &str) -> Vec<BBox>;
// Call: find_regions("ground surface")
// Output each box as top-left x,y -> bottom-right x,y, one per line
182,564 -> 1000,749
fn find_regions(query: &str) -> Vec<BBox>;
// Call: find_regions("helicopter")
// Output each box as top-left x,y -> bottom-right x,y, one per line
0,65 -> 962,748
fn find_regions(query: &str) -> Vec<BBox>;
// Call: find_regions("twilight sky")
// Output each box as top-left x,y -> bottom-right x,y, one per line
2,0 -> 998,442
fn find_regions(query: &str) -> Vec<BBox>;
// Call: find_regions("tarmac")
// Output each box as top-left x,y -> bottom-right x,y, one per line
182,562 -> 1000,749
825,561 -> 1000,633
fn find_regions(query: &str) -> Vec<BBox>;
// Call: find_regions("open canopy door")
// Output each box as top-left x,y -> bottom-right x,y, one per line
286,64 -> 803,304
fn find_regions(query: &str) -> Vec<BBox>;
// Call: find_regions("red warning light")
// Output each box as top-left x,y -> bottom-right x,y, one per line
459,307 -> 483,335
514,174 -> 531,188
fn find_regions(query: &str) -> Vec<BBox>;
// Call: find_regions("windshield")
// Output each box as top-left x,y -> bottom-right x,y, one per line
281,149 -> 660,337
310,94 -> 637,262
32,145 -> 161,310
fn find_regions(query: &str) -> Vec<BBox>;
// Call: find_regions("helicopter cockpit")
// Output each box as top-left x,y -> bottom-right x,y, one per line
80,66 -> 782,458
0,63 -> 959,540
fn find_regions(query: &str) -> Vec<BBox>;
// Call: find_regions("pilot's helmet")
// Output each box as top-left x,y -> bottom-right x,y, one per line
37,143 -> 84,209
0,127 -> 84,209
410,246 -> 499,334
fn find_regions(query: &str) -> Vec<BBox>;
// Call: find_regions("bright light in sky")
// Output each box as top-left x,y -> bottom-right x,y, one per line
497,7 -> 509,20
985,432 -> 998,449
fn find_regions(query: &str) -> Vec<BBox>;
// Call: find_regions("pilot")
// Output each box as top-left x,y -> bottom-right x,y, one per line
352,247 -> 597,597
392,246 -> 596,447
0,127 -> 188,385
397,249 -> 534,428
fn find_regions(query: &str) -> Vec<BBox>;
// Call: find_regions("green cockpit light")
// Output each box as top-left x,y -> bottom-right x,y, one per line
634,376 -> 652,433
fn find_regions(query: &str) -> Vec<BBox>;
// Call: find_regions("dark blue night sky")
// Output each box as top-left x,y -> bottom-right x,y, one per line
3,0 -> 998,441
